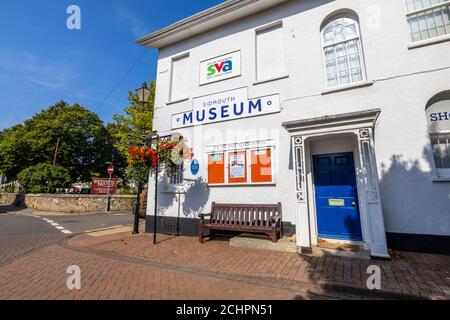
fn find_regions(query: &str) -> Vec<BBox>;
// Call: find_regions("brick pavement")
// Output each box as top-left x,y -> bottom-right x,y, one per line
67,233 -> 450,299
0,241 -> 326,300
0,231 -> 449,300
0,233 -> 65,266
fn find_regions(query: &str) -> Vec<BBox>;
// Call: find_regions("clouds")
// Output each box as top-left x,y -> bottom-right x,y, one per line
0,49 -> 96,130
0,49 -> 79,91
112,3 -> 151,38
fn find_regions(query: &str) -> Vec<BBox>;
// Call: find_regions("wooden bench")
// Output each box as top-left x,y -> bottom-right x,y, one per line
199,203 -> 283,243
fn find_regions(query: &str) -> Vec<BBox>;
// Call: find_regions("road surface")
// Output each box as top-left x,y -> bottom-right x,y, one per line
0,207 -> 133,266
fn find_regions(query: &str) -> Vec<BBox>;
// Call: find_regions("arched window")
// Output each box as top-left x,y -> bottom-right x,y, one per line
426,91 -> 450,177
321,15 -> 366,89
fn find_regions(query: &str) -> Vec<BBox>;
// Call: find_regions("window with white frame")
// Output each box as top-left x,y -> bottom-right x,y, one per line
169,162 -> 184,185
321,16 -> 366,89
406,0 -> 450,42
431,133 -> 450,170
256,22 -> 285,82
169,53 -> 190,102
426,91 -> 450,177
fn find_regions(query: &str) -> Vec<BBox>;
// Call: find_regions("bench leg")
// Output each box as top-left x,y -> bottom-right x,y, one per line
279,222 -> 284,239
199,226 -> 204,243
271,230 -> 278,243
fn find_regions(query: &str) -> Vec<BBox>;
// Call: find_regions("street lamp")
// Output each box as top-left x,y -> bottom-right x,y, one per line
136,82 -> 152,106
132,82 -> 152,235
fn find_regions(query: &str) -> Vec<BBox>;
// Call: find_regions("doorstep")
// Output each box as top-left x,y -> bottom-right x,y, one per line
312,238 -> 371,259
229,233 -> 298,253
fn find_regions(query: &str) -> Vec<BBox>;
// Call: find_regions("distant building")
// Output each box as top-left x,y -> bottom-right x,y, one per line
138,0 -> 450,256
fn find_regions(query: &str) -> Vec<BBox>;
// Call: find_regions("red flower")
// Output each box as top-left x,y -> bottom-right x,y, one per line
161,144 -> 175,150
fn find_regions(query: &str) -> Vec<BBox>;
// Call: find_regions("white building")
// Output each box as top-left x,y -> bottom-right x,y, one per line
138,0 -> 450,257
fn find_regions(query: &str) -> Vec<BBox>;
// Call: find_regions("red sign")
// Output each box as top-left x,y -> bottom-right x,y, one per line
91,178 -> 117,195
107,165 -> 115,176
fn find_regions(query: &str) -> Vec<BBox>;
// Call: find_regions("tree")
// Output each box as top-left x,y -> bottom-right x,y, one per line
110,81 -> 156,187
111,81 -> 155,158
105,122 -> 128,179
0,101 -> 122,181
18,163 -> 71,193
0,124 -> 30,179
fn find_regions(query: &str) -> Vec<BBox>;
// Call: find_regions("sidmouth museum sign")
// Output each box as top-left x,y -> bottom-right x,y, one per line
171,87 -> 280,129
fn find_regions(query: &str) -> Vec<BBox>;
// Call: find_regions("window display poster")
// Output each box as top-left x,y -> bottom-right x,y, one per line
229,151 -> 247,183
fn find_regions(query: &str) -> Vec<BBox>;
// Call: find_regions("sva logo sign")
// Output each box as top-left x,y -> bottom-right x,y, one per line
207,60 -> 233,77
200,51 -> 241,85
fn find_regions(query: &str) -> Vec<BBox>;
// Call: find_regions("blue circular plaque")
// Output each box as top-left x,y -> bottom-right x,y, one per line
191,159 -> 200,175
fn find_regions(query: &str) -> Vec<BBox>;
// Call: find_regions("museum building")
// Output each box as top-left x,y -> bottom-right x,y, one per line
137,0 -> 450,257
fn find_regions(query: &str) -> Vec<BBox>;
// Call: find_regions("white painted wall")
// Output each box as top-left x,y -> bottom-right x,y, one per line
148,0 -> 450,237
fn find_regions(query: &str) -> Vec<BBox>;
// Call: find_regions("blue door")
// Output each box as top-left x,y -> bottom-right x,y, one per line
313,152 -> 362,241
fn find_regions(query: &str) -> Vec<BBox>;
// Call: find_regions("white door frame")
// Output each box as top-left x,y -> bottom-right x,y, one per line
283,109 -> 389,258
304,133 -> 365,248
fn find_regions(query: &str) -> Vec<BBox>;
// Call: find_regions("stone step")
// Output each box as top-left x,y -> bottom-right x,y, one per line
229,233 -> 297,253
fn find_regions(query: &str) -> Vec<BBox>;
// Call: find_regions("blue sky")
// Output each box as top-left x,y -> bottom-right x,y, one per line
0,0 -> 224,130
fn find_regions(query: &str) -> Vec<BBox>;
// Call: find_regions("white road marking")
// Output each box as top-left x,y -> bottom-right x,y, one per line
34,216 -> 73,235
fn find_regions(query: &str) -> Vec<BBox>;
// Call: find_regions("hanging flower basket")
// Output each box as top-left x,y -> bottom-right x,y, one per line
127,137 -> 192,179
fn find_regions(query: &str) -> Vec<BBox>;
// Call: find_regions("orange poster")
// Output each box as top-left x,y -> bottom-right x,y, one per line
208,153 -> 225,184
251,149 -> 273,183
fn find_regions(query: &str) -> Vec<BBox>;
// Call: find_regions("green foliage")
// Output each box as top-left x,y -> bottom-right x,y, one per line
111,81 -> 155,158
4,186 -> 15,193
124,165 -> 149,187
0,101 -> 124,181
17,163 -> 71,194
108,81 -> 155,187
117,187 -> 137,195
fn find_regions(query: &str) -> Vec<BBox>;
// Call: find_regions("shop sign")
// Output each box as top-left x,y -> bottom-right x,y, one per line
91,178 -> 117,195
171,88 -> 280,129
426,100 -> 450,133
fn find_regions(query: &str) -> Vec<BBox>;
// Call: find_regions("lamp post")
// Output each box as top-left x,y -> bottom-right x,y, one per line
145,132 -> 174,245
132,82 -> 152,235
151,134 -> 159,245
105,162 -> 114,213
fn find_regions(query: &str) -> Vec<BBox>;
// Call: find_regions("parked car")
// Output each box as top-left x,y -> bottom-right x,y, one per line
67,184 -> 91,195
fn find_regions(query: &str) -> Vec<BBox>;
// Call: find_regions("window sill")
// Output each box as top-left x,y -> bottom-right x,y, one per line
431,176 -> 450,182
408,34 -> 450,49
321,81 -> 374,95
253,75 -> 289,86
166,97 -> 189,106
208,183 -> 276,187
